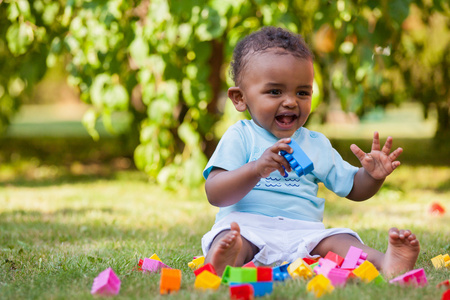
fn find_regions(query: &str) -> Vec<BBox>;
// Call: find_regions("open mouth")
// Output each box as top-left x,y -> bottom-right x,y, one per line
275,113 -> 298,128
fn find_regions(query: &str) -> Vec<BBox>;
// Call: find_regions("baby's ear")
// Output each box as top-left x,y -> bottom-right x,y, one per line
228,87 -> 246,112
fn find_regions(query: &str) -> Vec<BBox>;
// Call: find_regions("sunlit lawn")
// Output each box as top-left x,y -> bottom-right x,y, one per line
1,162 -> 449,299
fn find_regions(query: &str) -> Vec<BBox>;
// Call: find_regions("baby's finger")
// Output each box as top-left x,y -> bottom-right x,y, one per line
381,136 -> 393,155
350,144 -> 367,162
371,131 -> 381,152
389,147 -> 403,161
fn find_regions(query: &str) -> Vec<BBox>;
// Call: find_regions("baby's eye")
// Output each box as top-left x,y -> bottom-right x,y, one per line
268,89 -> 281,95
297,91 -> 310,96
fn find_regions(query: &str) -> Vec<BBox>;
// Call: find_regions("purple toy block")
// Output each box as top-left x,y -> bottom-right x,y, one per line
389,268 -> 428,287
91,267 -> 121,296
142,258 -> 170,273
341,246 -> 368,269
313,258 -> 338,277
280,139 -> 314,177
328,268 -> 351,287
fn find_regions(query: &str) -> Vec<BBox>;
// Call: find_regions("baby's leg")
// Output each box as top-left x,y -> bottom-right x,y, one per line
310,227 -> 420,277
204,222 -> 259,276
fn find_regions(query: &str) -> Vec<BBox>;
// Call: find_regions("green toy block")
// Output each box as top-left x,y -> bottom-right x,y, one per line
222,266 -> 257,285
373,274 -> 386,285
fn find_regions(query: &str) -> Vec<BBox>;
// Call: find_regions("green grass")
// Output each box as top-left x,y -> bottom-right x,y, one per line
1,161 -> 449,299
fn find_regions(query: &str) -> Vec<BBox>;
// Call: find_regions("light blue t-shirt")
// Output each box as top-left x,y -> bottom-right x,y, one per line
203,120 -> 359,223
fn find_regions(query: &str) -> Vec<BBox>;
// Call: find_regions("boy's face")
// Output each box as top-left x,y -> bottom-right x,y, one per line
229,49 -> 314,139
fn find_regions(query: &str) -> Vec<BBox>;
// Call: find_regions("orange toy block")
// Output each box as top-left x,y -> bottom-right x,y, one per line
160,268 -> 182,294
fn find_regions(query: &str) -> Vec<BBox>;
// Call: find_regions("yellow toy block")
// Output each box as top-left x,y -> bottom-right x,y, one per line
307,274 -> 334,298
150,253 -> 162,262
160,268 -> 181,294
194,270 -> 221,291
188,256 -> 205,270
431,254 -> 450,269
352,260 -> 379,283
287,258 -> 314,279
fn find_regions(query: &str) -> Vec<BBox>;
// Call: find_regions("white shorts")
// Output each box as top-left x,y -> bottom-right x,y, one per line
201,212 -> 363,266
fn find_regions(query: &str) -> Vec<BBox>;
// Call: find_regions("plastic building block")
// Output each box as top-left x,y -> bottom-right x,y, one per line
142,258 -> 170,273
194,270 -> 221,291
91,267 -> 121,296
429,202 -> 445,215
136,258 -> 144,271
352,260 -> 380,283
432,254 -> 450,269
437,279 -> 450,288
389,268 -> 428,287
149,253 -> 162,262
230,284 -> 254,300
313,258 -> 338,277
256,267 -> 273,282
303,257 -> 318,265
272,264 -> 291,281
373,274 -> 386,285
324,251 -> 344,267
188,256 -> 205,270
280,139 -> 314,177
160,268 -> 182,294
288,258 -> 314,279
249,281 -> 273,297
307,274 -> 334,298
443,289 -> 450,300
194,263 -> 217,277
243,261 -> 256,268
341,246 -> 368,269
222,266 -> 257,284
327,268 -> 351,287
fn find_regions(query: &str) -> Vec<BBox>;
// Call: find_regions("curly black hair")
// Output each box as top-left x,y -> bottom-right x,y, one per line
230,27 -> 313,85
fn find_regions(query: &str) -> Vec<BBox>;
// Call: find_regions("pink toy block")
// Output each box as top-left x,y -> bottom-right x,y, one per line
194,263 -> 217,276
341,246 -> 368,269
389,268 -> 428,287
142,258 -> 170,273
313,258 -> 338,277
91,267 -> 121,296
324,251 -> 344,267
328,268 -> 351,287
243,261 -> 256,268
256,267 -> 273,282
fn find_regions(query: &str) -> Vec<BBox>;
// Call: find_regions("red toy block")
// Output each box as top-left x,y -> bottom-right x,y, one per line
256,267 -> 272,282
194,263 -> 217,277
437,279 -> 450,288
160,268 -> 182,294
341,246 -> 368,269
324,251 -> 344,266
430,202 -> 445,215
442,289 -> 450,300
230,283 -> 254,300
243,261 -> 256,268
302,257 -> 318,265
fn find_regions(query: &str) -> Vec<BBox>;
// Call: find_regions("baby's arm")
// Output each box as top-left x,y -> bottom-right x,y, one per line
205,138 -> 293,207
346,132 -> 403,201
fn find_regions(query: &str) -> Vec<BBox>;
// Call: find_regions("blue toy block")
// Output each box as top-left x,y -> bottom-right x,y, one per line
249,281 -> 273,297
280,140 -> 314,177
272,264 -> 291,281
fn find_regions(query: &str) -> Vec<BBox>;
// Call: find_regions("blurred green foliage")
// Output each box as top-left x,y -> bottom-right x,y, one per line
0,0 -> 449,187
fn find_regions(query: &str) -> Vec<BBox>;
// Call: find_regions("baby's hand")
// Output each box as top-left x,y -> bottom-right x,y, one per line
350,132 -> 403,180
254,138 -> 293,178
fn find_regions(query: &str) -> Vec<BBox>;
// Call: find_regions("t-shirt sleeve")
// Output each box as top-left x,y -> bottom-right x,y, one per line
203,123 -> 249,179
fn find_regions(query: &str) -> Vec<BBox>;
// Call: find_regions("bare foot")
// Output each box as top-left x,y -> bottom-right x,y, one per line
382,227 -> 420,277
205,222 -> 243,276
